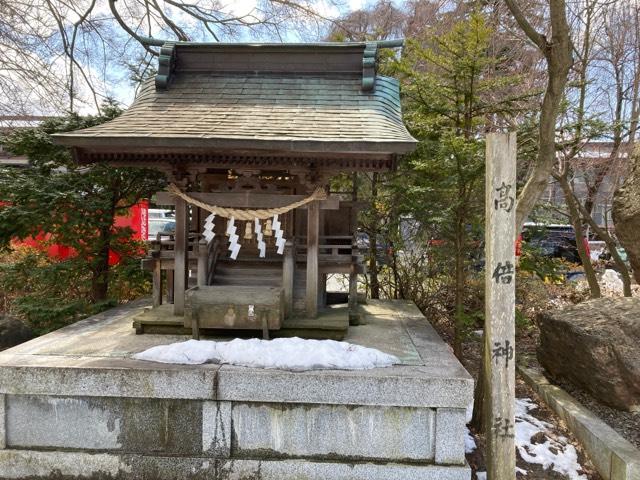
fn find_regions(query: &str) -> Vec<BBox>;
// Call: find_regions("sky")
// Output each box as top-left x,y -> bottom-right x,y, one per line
0,0 -> 381,115
105,0 -> 373,109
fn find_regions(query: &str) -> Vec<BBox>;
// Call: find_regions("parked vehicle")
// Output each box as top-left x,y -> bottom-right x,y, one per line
355,231 -> 393,265
148,208 -> 175,240
519,223 -> 590,264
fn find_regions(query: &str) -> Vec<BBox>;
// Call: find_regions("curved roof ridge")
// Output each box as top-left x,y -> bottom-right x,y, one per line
54,44 -> 417,157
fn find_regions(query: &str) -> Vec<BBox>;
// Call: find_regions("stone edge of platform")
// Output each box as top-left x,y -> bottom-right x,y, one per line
215,364 -> 473,408
0,298 -> 474,409
517,363 -> 640,480
0,359 -> 220,400
0,449 -> 472,480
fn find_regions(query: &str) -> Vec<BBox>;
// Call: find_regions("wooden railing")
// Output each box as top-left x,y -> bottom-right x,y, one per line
292,235 -> 364,323
143,232 -> 219,308
295,235 -> 365,274
143,233 -> 365,322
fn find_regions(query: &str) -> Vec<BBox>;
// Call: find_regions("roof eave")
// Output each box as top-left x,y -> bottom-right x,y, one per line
53,134 -> 418,155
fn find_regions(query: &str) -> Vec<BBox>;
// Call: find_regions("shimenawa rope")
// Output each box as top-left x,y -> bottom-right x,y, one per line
167,183 -> 327,220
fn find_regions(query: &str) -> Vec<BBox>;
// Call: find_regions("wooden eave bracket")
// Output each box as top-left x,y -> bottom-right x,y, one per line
156,42 -> 177,91
362,42 -> 378,92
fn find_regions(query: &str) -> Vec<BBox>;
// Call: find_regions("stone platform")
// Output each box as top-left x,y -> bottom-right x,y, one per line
0,299 -> 473,480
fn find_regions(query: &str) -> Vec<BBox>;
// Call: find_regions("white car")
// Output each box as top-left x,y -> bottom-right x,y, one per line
148,208 -> 175,240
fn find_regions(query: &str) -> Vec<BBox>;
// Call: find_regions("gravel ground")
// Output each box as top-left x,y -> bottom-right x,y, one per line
555,378 -> 640,449
513,288 -> 640,451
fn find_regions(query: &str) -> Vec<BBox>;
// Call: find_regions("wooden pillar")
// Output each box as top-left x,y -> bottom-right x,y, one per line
283,239 -> 295,317
306,200 -> 320,318
484,132 -> 517,480
152,250 -> 162,308
173,198 -> 189,316
197,241 -> 208,287
348,240 -> 359,325
166,270 -> 174,304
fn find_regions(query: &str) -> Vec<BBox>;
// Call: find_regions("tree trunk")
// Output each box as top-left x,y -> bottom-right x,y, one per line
91,225 -> 112,302
470,339 -> 485,432
572,189 -> 633,296
453,220 -> 466,360
391,247 -> 401,299
504,0 -> 573,231
558,175 -> 601,298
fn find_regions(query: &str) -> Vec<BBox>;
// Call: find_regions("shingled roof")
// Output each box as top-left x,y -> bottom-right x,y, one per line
54,41 -> 417,157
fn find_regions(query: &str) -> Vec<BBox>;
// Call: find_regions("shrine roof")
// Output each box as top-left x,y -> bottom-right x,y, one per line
54,41 -> 417,156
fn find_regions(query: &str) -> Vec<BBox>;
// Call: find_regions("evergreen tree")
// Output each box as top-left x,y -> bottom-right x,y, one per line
0,102 -> 165,302
390,12 -> 529,357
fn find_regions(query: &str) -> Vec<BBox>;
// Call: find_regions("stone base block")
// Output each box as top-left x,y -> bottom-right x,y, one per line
232,402 -> 438,462
0,450 -> 471,480
1,394 -> 467,466
0,298 -> 473,480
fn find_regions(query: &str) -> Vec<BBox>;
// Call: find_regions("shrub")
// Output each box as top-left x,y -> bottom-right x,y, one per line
0,244 -> 150,334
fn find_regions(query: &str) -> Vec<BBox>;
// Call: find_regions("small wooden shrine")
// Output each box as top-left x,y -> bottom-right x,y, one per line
55,40 -> 416,339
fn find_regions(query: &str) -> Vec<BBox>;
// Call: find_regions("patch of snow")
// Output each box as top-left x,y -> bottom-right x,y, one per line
589,245 -> 605,261
465,427 -> 477,454
601,269 -> 623,293
133,338 -> 399,371
516,398 -> 587,480
466,403 -> 474,423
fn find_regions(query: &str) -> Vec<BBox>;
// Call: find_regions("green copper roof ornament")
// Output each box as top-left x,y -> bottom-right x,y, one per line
362,42 -> 378,92
140,38 -> 404,93
155,43 -> 177,91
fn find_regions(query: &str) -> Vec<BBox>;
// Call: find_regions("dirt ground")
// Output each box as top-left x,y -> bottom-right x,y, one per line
433,317 -> 603,480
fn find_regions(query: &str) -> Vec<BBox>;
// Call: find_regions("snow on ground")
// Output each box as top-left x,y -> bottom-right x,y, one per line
133,337 -> 399,371
601,268 -> 624,293
467,398 -> 588,479
465,427 -> 477,454
515,398 -> 587,480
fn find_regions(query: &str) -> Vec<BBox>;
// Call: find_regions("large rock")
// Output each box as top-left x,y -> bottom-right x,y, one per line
0,315 -> 34,350
612,150 -> 640,283
537,297 -> 640,412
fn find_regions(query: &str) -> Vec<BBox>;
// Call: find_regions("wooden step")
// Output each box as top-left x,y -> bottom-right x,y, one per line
217,256 -> 283,266
214,269 -> 281,280
214,276 -> 282,287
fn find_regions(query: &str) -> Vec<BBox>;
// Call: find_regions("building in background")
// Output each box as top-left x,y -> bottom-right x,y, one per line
539,141 -> 629,230
0,115 -> 149,260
